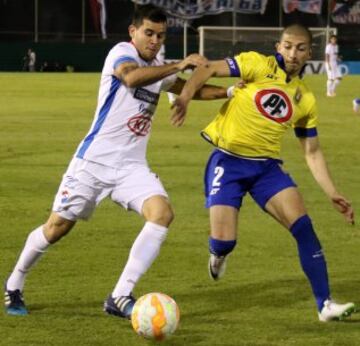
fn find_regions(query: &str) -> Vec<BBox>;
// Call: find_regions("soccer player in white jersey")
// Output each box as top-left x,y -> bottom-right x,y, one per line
325,35 -> 342,97
4,4 -> 229,319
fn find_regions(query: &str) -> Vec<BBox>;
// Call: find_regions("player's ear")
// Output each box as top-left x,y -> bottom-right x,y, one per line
308,46 -> 312,59
128,24 -> 136,39
275,42 -> 280,52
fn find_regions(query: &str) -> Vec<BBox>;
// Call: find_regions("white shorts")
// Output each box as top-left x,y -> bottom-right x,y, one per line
326,63 -> 342,80
52,158 -> 168,221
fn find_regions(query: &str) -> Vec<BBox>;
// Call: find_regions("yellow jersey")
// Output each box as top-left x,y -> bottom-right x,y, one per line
202,51 -> 318,159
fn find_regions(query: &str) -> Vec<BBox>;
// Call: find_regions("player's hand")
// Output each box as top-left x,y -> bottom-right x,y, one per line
177,54 -> 208,71
170,96 -> 189,127
331,194 -> 354,225
235,79 -> 247,88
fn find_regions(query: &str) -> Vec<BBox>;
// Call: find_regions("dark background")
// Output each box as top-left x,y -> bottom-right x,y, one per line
0,0 -> 359,71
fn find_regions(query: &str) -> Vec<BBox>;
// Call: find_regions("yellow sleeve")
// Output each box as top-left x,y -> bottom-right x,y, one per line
233,51 -> 268,82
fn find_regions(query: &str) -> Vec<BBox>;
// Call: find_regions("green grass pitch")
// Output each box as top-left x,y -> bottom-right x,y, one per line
0,72 -> 360,345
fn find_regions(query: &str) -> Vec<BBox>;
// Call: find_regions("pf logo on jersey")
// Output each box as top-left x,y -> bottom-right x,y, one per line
255,89 -> 293,123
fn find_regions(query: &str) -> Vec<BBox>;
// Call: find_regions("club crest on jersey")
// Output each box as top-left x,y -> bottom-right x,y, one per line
255,89 -> 293,123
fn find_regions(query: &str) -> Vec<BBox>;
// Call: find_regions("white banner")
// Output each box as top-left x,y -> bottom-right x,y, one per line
132,0 -> 268,19
283,0 -> 322,14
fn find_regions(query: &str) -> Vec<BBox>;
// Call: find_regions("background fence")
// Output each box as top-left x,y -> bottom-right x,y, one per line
0,0 -> 359,71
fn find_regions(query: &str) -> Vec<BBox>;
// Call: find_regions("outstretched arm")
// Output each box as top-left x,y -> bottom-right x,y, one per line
114,54 -> 208,88
171,60 -> 231,126
168,77 -> 228,100
299,136 -> 354,224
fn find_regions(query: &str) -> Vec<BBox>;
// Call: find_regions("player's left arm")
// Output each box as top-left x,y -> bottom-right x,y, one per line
299,135 -> 354,224
171,60 -> 231,126
168,77 -> 228,100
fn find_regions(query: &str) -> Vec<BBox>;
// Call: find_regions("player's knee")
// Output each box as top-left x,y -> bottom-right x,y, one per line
44,215 -> 76,243
146,204 -> 174,227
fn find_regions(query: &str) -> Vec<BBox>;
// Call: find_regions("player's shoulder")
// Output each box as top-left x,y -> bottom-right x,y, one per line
108,42 -> 138,58
235,51 -> 267,62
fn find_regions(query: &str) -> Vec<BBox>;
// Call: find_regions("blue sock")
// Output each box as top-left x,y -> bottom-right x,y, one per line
209,237 -> 236,256
290,215 -> 330,311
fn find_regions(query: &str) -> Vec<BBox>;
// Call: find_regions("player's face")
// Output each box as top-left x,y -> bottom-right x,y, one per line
276,33 -> 312,77
129,19 -> 166,61
330,37 -> 337,45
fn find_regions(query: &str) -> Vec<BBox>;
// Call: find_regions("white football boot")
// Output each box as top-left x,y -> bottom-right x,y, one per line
208,254 -> 227,281
318,299 -> 357,322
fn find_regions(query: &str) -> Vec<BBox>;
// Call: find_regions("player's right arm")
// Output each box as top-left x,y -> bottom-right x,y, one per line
171,60 -> 231,126
113,54 -> 208,88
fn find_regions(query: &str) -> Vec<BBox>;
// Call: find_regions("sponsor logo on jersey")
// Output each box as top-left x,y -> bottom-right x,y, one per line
128,113 -> 152,136
254,88 -> 293,123
134,88 -> 159,105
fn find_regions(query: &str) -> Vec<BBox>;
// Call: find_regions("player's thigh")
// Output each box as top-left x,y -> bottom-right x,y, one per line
265,187 -> 307,229
204,150 -> 247,210
250,160 -> 297,214
111,164 -> 168,216
326,66 -> 334,80
210,205 -> 238,240
52,158 -> 111,221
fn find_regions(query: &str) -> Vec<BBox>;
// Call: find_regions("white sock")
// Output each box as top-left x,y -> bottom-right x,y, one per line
327,80 -> 333,94
7,226 -> 50,291
112,222 -> 168,298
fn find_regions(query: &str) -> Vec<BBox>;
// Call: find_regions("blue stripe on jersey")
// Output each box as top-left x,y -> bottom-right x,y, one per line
225,58 -> 240,77
76,76 -> 121,159
113,56 -> 137,69
294,127 -> 318,138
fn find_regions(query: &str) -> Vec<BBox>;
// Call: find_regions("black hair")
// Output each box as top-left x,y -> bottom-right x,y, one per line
132,4 -> 167,27
281,24 -> 313,45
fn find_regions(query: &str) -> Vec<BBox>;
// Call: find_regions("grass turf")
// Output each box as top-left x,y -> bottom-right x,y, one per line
0,72 -> 360,345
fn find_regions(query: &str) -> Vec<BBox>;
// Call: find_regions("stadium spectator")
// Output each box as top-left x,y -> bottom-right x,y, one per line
171,24 -> 356,322
4,4 -> 228,319
325,34 -> 341,97
27,48 -> 36,72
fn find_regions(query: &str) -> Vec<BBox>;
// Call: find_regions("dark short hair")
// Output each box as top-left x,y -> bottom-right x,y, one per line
132,4 -> 167,27
281,24 -> 313,45
330,34 -> 337,39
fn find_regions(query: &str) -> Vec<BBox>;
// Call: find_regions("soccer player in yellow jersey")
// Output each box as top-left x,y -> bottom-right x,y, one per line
171,24 -> 357,322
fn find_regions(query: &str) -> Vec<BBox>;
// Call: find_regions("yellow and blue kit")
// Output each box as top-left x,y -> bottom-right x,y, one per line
203,52 -> 317,209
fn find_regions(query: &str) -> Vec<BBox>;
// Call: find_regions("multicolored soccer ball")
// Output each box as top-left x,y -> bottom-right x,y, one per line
131,292 -> 180,341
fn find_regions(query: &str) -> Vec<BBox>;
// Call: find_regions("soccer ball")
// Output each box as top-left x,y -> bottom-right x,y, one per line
131,292 -> 180,341
353,98 -> 360,113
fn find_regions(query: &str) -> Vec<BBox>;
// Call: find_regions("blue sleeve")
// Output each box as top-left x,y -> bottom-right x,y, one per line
113,56 -> 137,69
294,127 -> 318,138
225,58 -> 240,77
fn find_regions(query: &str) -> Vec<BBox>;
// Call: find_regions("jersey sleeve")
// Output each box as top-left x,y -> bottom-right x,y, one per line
293,94 -> 318,138
232,51 -> 268,82
111,43 -> 138,71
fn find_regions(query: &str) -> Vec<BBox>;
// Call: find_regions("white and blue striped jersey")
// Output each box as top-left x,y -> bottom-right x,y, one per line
75,42 -> 176,168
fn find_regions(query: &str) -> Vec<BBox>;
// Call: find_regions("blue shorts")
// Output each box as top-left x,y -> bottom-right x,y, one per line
204,150 -> 297,210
